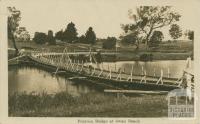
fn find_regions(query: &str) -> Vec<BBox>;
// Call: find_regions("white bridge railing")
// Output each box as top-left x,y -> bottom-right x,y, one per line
29,52 -> 186,88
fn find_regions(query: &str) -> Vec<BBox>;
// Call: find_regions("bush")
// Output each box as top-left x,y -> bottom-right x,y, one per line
139,53 -> 153,61
33,32 -> 47,44
102,37 -> 117,49
149,31 -> 164,48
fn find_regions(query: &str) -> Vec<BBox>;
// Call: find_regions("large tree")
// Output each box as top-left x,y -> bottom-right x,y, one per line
7,7 -> 21,55
102,37 -> 117,49
55,30 -> 64,41
120,31 -> 139,49
169,24 -> 182,40
122,6 -> 181,48
187,30 -> 194,41
33,32 -> 47,44
63,22 -> 78,43
47,30 -> 56,45
78,35 -> 86,43
85,27 -> 96,45
149,31 -> 164,48
15,27 -> 30,42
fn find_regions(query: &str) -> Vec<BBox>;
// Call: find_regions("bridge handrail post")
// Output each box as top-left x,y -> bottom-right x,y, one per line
106,64 -> 111,79
167,68 -> 170,78
98,65 -> 103,77
141,65 -> 144,75
153,68 -> 156,77
109,66 -> 112,79
140,70 -> 146,83
116,68 -> 122,81
76,60 -> 80,72
156,69 -> 163,85
79,60 -> 84,73
126,65 -> 133,82
131,65 -> 133,82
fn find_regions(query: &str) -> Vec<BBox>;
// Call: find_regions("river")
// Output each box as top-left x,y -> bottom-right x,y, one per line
8,60 -> 193,95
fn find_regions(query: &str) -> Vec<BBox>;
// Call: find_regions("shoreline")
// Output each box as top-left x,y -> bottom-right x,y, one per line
8,52 -> 192,62
102,52 -> 192,62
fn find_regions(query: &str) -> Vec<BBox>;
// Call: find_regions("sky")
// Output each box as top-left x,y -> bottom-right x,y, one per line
6,0 -> 199,39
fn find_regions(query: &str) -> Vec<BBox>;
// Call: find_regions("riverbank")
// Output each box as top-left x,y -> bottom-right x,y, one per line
8,40 -> 193,61
104,51 -> 192,62
9,92 -> 168,117
8,50 -> 192,62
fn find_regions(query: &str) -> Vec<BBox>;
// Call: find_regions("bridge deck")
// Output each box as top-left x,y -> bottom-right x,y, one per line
28,54 -> 180,89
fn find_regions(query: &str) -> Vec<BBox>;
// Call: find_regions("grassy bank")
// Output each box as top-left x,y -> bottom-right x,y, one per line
9,92 -> 168,117
114,51 -> 192,61
8,40 -> 193,61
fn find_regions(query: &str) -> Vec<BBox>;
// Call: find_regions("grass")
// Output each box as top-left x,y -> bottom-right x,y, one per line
9,92 -> 168,117
9,40 -> 193,52
8,40 -> 193,61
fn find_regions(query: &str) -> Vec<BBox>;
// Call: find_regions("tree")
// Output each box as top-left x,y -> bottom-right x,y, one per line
188,30 -> 194,41
47,30 -> 56,45
78,35 -> 86,43
149,31 -> 164,48
63,22 -> 78,43
120,31 -> 139,49
169,24 -> 182,40
102,37 -> 117,49
85,27 -> 96,44
55,30 -> 64,41
33,32 -> 47,44
122,6 -> 181,48
7,7 -> 21,55
15,27 -> 30,42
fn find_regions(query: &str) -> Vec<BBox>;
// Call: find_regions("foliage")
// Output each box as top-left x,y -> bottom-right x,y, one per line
63,22 -> 78,43
140,53 -> 153,61
149,31 -> 164,47
15,27 -> 30,42
47,30 -> 56,45
122,6 -> 181,48
95,51 -> 102,63
102,37 -> 117,49
9,92 -> 168,117
187,30 -> 194,41
169,24 -> 182,40
78,35 -> 86,43
7,7 -> 21,54
120,33 -> 138,48
33,32 -> 47,44
85,27 -> 96,44
55,30 -> 64,41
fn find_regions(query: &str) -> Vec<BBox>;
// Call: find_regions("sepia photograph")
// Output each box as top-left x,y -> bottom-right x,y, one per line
1,0 -> 200,123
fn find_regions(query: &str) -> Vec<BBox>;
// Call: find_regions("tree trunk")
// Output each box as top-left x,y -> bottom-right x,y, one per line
135,41 -> 139,50
145,27 -> 153,50
11,33 -> 19,56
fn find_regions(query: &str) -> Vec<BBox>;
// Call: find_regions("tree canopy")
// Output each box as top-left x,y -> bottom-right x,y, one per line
78,35 -> 86,43
55,30 -> 64,41
122,6 -> 181,48
15,27 -> 30,42
120,31 -> 139,49
149,31 -> 164,48
169,24 -> 182,40
7,7 -> 21,55
63,22 -> 78,43
85,27 -> 96,44
102,37 -> 117,49
33,32 -> 47,44
47,30 -> 56,45
187,30 -> 194,41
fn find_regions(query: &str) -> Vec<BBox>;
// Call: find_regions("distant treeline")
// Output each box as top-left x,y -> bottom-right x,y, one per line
33,22 -> 96,45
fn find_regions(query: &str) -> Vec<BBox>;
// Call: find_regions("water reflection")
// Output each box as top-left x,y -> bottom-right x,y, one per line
9,60 -> 193,95
92,60 -> 193,78
8,66 -> 99,96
